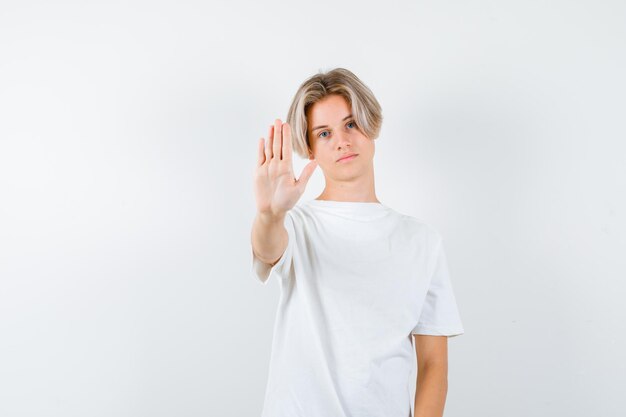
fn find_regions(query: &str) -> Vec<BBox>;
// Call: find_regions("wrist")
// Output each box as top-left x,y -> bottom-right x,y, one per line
256,210 -> 286,225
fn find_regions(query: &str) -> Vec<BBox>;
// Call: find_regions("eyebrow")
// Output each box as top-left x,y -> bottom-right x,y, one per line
311,114 -> 353,132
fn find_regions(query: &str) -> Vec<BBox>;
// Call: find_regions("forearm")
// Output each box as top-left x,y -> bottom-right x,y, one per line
251,212 -> 287,264
414,364 -> 448,417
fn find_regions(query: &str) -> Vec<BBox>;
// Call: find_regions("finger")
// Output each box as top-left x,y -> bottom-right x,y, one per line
265,124 -> 274,161
296,159 -> 318,187
272,118 -> 282,160
257,137 -> 266,167
282,122 -> 293,161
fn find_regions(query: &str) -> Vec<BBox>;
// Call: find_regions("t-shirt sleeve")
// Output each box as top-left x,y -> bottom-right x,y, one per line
412,237 -> 465,337
250,211 -> 296,285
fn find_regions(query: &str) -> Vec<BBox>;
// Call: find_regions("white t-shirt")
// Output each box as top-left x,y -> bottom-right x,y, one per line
251,199 -> 464,417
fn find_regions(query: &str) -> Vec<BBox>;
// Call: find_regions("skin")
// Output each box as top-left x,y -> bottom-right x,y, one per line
252,96 -> 450,416
413,335 -> 449,417
251,119 -> 317,265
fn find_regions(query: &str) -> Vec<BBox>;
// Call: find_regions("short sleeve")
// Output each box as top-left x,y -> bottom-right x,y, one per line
412,238 -> 465,337
251,211 -> 296,285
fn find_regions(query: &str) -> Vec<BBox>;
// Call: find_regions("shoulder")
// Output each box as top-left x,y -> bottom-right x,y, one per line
395,212 -> 443,243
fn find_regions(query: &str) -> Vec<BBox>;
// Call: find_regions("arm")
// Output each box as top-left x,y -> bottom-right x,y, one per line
413,335 -> 449,417
251,211 -> 288,266
252,119 -> 317,267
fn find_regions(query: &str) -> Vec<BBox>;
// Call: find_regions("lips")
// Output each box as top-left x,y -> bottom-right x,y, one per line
337,153 -> 358,162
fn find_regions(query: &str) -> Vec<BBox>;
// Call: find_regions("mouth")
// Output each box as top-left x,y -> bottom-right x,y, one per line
337,153 -> 358,163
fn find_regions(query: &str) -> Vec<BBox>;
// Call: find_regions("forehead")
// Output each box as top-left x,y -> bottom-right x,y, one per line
306,94 -> 351,125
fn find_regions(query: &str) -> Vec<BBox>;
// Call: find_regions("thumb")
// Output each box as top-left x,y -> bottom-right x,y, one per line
297,160 -> 318,188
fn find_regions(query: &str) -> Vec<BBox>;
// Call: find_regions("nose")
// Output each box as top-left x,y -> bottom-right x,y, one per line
335,130 -> 352,150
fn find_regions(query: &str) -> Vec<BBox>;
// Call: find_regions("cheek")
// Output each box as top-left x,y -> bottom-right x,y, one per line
321,153 -> 334,164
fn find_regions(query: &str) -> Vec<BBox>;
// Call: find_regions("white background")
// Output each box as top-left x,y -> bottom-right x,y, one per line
1,1 -> 625,416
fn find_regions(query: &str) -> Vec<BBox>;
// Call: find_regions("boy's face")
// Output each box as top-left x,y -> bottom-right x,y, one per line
306,94 -> 375,181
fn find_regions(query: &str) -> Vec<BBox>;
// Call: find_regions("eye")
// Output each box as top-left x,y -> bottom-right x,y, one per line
318,121 -> 356,138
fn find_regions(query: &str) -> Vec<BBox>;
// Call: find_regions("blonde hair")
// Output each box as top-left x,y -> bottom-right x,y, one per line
285,68 -> 383,159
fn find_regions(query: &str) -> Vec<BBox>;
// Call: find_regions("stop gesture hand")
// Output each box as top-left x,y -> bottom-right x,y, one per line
254,119 -> 318,217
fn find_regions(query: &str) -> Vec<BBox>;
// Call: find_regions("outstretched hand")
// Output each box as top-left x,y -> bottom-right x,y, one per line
254,119 -> 318,217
